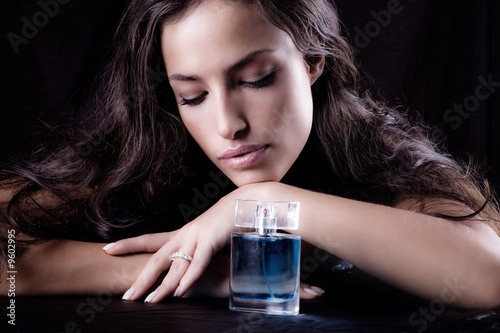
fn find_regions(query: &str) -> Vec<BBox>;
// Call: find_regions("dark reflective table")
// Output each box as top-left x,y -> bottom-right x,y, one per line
1,293 -> 499,332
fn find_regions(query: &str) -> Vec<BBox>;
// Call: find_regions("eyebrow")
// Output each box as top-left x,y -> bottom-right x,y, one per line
168,49 -> 274,82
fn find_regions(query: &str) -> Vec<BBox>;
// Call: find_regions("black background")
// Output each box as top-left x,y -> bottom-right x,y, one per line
0,0 -> 499,194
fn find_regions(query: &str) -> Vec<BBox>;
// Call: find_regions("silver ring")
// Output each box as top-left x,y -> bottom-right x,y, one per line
170,252 -> 193,262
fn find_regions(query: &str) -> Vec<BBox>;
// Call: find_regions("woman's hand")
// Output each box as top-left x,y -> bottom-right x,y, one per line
104,193 -> 237,303
104,183 -> 326,302
104,230 -> 326,301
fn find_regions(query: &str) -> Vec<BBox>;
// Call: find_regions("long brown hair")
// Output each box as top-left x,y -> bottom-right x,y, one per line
254,0 -> 499,227
1,0 -> 498,261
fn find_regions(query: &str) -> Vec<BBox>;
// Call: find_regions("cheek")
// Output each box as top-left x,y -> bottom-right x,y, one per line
180,114 -> 214,153
268,84 -> 313,142
247,82 -> 313,142
287,70 -> 314,136
179,114 -> 197,139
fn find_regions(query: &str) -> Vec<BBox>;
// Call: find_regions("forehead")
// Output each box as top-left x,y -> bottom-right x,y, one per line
160,1 -> 293,74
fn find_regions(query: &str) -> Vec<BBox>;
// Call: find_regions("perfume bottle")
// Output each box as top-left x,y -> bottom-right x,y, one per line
229,199 -> 301,315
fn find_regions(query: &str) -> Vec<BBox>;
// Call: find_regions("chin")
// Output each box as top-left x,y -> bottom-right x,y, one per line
229,171 -> 284,188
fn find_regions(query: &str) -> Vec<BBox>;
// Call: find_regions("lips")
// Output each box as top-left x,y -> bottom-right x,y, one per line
219,145 -> 269,169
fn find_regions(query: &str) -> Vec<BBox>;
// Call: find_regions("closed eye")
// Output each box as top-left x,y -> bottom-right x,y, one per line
240,70 -> 276,89
180,91 -> 208,106
179,70 -> 276,106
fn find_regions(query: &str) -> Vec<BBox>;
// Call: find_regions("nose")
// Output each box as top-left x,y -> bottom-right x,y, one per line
215,92 -> 247,140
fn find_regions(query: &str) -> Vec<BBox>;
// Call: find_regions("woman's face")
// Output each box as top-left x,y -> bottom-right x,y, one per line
161,1 -> 319,186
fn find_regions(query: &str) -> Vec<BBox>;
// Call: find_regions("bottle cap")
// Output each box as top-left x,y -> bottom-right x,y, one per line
234,199 -> 300,232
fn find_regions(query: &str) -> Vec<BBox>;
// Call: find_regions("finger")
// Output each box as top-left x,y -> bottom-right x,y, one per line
143,247 -> 196,303
170,243 -> 213,298
300,283 -> 326,299
122,245 -> 177,301
103,232 -> 176,255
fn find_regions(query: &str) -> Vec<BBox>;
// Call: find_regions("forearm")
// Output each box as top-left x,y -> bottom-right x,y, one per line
1,239 -> 151,296
235,182 -> 500,308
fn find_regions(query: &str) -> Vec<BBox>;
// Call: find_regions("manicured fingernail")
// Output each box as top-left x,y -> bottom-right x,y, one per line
103,243 -> 116,251
144,291 -> 158,303
304,288 -> 320,296
311,286 -> 325,294
122,287 -> 135,300
173,286 -> 181,298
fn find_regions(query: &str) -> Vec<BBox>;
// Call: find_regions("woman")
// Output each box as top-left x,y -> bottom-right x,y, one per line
2,0 -> 500,308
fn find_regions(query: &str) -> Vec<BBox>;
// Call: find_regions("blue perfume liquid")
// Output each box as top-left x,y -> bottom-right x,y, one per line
229,232 -> 301,315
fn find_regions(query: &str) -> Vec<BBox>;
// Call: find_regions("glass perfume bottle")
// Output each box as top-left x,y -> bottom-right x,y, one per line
229,199 -> 301,315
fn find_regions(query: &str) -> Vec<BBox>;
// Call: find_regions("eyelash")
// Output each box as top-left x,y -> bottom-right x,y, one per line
180,92 -> 208,106
179,70 -> 277,106
240,70 -> 276,89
